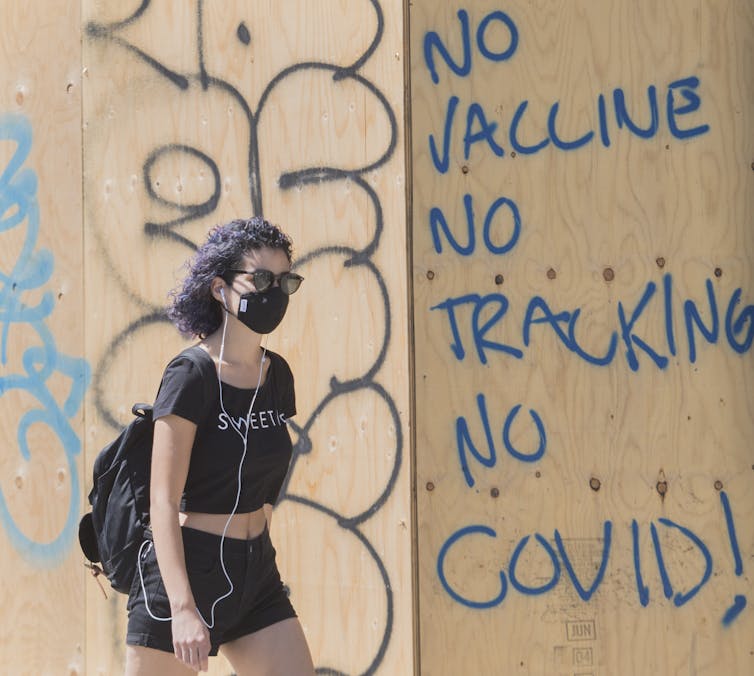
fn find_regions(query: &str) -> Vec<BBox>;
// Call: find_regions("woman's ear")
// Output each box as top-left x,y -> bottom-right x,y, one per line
210,277 -> 228,307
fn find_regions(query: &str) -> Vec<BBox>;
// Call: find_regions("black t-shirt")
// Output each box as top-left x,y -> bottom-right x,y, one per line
152,345 -> 295,513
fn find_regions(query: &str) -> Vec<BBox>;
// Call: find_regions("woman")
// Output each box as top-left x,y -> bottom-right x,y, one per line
125,217 -> 315,674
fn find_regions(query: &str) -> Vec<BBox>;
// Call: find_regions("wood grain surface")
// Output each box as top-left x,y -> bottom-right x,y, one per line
411,1 -> 753,674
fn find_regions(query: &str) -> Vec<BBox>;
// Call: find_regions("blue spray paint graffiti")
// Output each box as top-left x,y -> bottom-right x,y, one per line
422,6 -> 749,634
0,113 -> 91,566
428,76 -> 708,170
430,274 -> 754,370
456,392 -> 546,487
424,9 -> 709,171
437,492 -> 744,625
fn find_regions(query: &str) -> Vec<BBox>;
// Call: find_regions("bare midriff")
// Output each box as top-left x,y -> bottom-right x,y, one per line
179,507 -> 268,540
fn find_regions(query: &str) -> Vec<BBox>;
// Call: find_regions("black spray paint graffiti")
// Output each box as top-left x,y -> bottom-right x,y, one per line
86,2 -> 399,674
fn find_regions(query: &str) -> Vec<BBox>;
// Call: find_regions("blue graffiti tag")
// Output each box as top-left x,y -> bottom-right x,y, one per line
424,8 -> 709,168
0,113 -> 91,566
431,273 -> 754,370
455,393 -> 546,487
438,492 -> 746,625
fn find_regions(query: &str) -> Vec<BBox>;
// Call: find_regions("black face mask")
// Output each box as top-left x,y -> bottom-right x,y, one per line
235,286 -> 289,334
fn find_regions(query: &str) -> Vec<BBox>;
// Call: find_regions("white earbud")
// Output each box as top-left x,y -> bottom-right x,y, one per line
220,287 -> 227,310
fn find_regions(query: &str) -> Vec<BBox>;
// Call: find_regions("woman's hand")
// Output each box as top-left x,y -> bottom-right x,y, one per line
171,607 -> 211,672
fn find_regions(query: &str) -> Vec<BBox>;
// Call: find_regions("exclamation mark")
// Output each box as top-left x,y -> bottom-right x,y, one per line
631,520 -> 650,606
720,490 -> 747,626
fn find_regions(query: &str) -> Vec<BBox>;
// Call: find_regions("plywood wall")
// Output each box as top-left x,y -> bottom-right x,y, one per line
81,1 -> 411,673
1,1 -> 410,674
411,1 -> 753,675
2,1 -> 753,674
0,1 -> 87,673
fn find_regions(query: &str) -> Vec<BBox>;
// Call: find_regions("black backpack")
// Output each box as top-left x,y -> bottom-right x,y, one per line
78,347 -> 216,594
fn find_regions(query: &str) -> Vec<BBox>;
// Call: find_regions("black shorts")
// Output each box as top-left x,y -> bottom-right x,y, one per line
126,525 -> 297,656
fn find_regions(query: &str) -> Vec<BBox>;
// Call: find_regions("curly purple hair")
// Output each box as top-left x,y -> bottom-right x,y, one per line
167,216 -> 293,337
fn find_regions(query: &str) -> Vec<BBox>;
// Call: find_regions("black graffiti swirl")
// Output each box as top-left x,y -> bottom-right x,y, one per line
87,2 -> 400,674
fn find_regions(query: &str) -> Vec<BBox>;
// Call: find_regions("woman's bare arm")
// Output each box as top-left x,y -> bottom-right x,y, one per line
150,414 -> 210,671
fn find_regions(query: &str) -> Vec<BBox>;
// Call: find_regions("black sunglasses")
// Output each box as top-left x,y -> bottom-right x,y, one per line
228,269 -> 304,295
